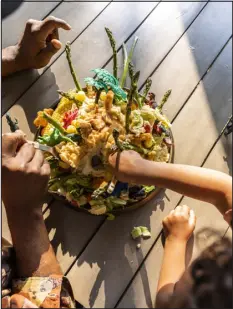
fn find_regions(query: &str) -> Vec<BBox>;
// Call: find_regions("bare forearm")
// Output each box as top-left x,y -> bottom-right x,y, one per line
6,208 -> 62,277
156,239 -> 186,307
136,160 -> 232,215
2,45 -> 22,77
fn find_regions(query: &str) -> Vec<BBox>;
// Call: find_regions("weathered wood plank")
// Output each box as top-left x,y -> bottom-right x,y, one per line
145,1 -> 232,122
118,133 -> 232,308
2,1 -> 61,48
172,41 -> 232,166
44,201 -> 105,274
2,1 -> 110,115
105,1 -> 207,87
66,38 -> 232,308
2,2 -> 157,135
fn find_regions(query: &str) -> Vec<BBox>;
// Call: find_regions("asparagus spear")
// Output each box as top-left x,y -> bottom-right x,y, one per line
128,61 -> 135,81
126,70 -> 140,133
65,42 -> 82,92
43,112 -> 67,135
112,129 -> 146,154
105,28 -> 118,79
141,78 -> 152,105
6,113 -> 19,132
57,90 -> 82,106
120,37 -> 138,88
127,62 -> 142,108
158,89 -> 172,111
112,129 -> 124,151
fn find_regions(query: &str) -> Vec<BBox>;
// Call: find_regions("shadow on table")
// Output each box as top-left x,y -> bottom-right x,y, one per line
45,189 -> 167,308
3,68 -> 60,131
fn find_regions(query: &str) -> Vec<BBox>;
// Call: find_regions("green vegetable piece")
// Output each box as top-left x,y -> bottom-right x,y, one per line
65,42 -> 82,91
129,110 -> 144,134
126,68 -> 140,133
128,62 -> 135,81
57,90 -> 82,106
131,227 -> 142,239
48,179 -> 61,192
89,198 -> 105,206
105,28 -> 118,79
141,78 -> 152,105
107,213 -> 115,221
143,186 -> 155,194
38,128 -> 74,146
42,112 -> 67,135
158,89 -> 172,111
120,37 -> 139,88
112,129 -> 124,151
139,226 -> 151,239
107,196 -> 127,206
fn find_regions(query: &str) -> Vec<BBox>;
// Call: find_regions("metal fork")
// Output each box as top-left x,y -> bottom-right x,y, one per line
27,141 -> 60,159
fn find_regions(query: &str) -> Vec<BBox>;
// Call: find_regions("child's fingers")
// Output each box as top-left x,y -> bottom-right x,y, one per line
188,209 -> 196,227
175,205 -> 183,213
181,205 -> 190,219
181,205 -> 190,213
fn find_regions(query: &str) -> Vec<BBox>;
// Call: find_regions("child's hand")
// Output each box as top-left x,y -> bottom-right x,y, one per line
162,205 -> 196,243
108,150 -> 144,183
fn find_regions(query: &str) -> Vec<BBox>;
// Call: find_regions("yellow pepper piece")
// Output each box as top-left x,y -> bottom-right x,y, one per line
74,91 -> 86,102
66,125 -> 77,134
100,91 -> 107,101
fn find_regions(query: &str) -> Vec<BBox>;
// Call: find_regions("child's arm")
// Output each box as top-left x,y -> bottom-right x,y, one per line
156,206 -> 196,308
108,151 -> 232,220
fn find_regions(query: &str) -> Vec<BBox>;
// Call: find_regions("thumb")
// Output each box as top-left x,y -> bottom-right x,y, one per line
2,131 -> 26,158
35,39 -> 62,67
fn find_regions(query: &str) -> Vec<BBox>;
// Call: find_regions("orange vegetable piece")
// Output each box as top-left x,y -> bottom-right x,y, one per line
34,108 -> 54,128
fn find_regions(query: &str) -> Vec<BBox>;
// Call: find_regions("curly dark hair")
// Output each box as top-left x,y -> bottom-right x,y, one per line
189,237 -> 232,308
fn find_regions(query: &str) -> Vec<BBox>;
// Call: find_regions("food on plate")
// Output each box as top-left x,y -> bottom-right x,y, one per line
34,28 -> 173,216
131,226 -> 151,240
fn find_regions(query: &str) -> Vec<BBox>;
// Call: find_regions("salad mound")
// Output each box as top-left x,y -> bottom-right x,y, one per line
34,28 -> 173,216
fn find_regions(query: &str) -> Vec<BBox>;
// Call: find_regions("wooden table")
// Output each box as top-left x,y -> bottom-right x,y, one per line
2,1 -> 232,307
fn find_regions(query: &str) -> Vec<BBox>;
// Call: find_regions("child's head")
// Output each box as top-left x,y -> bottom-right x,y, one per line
171,237 -> 232,308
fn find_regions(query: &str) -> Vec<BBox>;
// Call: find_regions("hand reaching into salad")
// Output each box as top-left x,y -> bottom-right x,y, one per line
2,131 -> 50,216
2,131 -> 62,278
108,150 -> 144,183
108,150 -> 232,220
2,16 -> 71,76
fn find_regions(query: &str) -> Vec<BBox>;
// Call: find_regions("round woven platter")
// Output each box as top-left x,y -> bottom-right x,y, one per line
35,89 -> 175,215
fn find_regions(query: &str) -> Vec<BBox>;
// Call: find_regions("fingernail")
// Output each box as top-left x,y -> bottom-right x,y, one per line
52,39 -> 62,50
